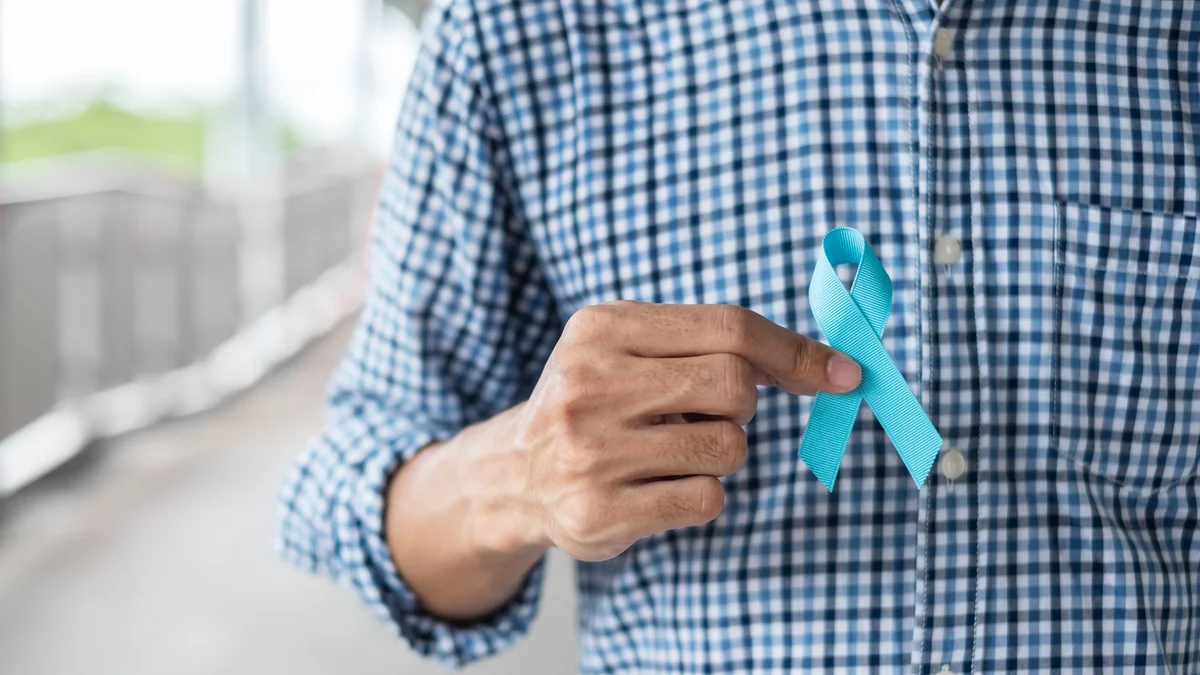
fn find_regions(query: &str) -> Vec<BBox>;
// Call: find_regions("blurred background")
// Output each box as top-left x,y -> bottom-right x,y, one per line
0,1 -> 577,673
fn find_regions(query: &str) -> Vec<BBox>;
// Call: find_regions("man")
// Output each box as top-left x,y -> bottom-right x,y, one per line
278,0 -> 1200,671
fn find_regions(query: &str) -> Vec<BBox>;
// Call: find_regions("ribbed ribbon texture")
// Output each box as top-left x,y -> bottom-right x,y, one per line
799,227 -> 943,491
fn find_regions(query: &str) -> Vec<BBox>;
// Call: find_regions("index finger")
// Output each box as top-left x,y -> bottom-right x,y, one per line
574,302 -> 861,395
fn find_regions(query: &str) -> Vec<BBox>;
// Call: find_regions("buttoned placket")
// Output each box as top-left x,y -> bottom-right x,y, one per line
905,0 -> 982,673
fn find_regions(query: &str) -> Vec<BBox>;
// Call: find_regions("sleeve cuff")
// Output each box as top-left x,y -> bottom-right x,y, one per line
360,436 -> 547,668
277,426 -> 548,669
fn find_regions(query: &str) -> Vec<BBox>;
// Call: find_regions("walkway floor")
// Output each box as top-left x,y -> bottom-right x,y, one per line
0,323 -> 578,675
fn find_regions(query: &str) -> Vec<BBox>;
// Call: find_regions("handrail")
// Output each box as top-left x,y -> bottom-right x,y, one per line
0,150 -> 380,497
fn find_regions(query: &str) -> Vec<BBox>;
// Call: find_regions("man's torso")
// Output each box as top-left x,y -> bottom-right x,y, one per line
464,1 -> 1200,671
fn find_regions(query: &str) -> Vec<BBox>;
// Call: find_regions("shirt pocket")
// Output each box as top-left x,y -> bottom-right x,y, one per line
1052,202 -> 1200,496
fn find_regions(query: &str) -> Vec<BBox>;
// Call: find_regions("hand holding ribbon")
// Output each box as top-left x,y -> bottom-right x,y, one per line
799,227 -> 943,491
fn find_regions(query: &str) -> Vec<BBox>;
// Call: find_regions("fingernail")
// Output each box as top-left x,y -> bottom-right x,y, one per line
827,354 -> 862,391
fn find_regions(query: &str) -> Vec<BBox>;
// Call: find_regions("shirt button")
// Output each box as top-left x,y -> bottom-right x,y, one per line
937,667 -> 955,675
939,448 -> 967,481
934,234 -> 962,265
933,28 -> 954,59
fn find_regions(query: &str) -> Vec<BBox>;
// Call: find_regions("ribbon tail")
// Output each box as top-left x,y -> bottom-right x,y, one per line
799,390 -> 862,491
897,441 -> 941,489
855,350 -> 943,488
877,410 -> 942,489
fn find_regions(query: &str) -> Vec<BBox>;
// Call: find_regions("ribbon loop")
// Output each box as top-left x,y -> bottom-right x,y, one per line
799,228 -> 943,491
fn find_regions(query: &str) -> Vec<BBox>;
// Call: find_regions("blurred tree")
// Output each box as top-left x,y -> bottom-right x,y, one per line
1,99 -> 304,174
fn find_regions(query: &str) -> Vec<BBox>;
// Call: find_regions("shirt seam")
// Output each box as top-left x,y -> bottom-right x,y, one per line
960,4 -> 982,672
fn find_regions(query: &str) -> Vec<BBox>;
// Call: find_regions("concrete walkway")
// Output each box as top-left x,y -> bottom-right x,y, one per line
0,323 -> 578,675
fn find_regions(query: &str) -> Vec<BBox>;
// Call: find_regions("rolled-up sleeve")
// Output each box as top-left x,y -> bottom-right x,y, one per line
275,0 -> 561,667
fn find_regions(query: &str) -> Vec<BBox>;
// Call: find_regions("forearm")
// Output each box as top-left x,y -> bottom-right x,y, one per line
384,404 -> 548,621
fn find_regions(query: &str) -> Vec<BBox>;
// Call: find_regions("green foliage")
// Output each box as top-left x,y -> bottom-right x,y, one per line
1,100 -> 305,174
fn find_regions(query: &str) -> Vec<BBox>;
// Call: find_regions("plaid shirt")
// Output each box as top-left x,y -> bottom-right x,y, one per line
277,0 -> 1200,672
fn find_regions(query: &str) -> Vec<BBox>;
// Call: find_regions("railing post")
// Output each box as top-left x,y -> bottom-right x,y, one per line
0,10 -> 8,439
232,0 -> 286,327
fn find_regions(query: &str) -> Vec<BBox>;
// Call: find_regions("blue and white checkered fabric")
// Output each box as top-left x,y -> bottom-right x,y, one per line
277,0 -> 1200,671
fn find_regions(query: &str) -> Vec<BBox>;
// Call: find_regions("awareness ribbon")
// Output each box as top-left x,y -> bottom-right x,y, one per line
798,227 -> 943,491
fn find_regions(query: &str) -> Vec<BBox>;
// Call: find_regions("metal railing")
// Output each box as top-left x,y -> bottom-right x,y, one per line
0,149 -> 380,495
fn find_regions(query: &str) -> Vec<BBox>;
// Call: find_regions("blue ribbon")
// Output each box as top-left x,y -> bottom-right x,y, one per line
798,227 -> 943,491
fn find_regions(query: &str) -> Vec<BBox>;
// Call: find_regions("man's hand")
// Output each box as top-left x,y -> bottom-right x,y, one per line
387,302 -> 860,618
506,302 -> 861,561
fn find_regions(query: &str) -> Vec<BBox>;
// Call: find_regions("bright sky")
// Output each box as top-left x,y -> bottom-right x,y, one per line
0,0 -> 422,149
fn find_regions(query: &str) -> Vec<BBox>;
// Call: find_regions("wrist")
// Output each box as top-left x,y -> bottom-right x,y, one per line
455,405 -> 550,558
383,411 -> 548,622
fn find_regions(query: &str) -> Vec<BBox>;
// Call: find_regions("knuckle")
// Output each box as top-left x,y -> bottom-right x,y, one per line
717,354 -> 757,400
717,305 -> 752,351
564,305 -> 614,342
714,421 -> 748,474
544,401 -> 589,452
603,299 -> 640,311
558,496 -> 610,544
556,358 -> 624,421
556,359 -> 601,409
739,386 -> 760,425
790,336 -> 820,382
693,479 -> 726,522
